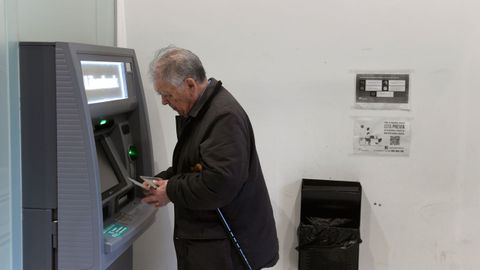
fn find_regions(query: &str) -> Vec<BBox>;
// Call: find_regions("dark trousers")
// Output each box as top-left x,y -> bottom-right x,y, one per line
174,238 -> 247,270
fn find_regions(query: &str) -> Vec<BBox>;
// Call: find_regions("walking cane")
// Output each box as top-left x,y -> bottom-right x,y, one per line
217,208 -> 253,270
191,163 -> 253,270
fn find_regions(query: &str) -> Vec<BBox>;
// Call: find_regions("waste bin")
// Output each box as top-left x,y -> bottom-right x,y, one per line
297,179 -> 362,270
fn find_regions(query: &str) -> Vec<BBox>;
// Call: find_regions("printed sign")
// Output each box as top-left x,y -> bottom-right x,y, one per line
355,73 -> 410,110
354,118 -> 411,156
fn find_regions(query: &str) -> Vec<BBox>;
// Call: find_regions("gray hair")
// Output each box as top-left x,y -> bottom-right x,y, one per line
149,45 -> 206,86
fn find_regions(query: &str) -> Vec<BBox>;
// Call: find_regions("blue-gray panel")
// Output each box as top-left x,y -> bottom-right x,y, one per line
20,44 -> 57,209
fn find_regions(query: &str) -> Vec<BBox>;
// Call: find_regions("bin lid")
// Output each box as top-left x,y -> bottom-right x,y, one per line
300,179 -> 362,228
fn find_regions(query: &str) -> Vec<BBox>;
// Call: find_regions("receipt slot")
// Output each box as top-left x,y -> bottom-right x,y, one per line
20,42 -> 157,270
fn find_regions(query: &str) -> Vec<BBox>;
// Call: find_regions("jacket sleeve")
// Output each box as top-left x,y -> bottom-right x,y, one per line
166,112 -> 250,210
155,167 -> 174,179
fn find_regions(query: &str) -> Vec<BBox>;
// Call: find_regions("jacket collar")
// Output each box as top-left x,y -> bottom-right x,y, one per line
186,78 -> 222,119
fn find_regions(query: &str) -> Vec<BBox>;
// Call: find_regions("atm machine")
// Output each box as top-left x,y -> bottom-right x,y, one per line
20,42 -> 157,270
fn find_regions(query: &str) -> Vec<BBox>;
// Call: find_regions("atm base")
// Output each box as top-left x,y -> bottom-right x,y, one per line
107,247 -> 132,270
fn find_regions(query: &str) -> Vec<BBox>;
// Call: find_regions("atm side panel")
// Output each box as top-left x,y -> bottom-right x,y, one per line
20,43 -> 58,270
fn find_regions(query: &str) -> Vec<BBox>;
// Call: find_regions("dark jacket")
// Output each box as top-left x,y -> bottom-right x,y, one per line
157,78 -> 279,269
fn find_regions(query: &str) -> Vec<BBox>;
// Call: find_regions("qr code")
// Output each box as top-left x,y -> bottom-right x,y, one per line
390,136 -> 400,145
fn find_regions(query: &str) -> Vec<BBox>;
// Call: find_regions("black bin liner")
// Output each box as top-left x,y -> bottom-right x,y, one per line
297,217 -> 362,251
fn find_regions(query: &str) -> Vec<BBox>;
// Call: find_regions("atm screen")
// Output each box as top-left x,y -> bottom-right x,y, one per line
96,142 -> 121,194
81,61 -> 128,104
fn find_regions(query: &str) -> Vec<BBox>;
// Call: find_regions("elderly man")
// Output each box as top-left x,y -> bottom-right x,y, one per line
142,46 -> 279,270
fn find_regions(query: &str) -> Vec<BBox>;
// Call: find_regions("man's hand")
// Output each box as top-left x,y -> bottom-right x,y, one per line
142,179 -> 171,208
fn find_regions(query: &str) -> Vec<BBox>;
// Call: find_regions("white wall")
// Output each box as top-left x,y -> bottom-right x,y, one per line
455,27 -> 480,269
124,0 -> 480,269
17,0 -> 115,46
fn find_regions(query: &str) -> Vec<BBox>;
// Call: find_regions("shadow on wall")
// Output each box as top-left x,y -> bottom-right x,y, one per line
288,181 -> 302,270
133,207 -> 176,270
144,85 -> 170,172
360,192 -> 390,269
133,74 -> 177,270
268,180 -> 302,270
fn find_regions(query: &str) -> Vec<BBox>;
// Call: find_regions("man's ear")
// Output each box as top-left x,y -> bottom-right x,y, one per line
184,78 -> 197,91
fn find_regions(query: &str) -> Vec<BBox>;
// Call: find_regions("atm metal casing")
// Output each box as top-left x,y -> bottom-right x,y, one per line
20,42 -> 156,270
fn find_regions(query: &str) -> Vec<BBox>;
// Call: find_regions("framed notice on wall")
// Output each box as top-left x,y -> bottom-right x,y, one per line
353,117 -> 411,156
355,73 -> 410,110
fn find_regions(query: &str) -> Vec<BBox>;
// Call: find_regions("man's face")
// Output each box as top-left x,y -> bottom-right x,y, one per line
154,79 -> 195,117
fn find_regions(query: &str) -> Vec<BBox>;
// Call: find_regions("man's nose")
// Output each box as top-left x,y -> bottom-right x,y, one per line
161,96 -> 169,105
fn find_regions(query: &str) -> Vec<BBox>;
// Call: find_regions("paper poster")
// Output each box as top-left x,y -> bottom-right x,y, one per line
354,118 -> 411,156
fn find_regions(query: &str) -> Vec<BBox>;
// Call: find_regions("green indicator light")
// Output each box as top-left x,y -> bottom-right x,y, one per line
99,119 -> 108,126
128,145 -> 139,160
